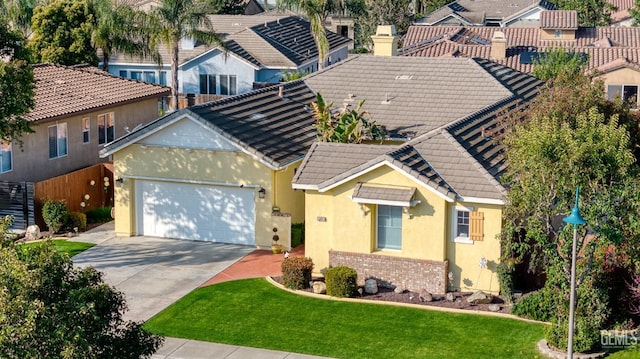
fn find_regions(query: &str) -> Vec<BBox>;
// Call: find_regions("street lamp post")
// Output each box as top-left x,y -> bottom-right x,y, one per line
562,187 -> 586,359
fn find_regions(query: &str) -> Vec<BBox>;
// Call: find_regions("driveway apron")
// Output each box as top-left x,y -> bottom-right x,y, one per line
72,235 -> 253,322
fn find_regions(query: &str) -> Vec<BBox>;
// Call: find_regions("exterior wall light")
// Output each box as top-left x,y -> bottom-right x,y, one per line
258,187 -> 266,199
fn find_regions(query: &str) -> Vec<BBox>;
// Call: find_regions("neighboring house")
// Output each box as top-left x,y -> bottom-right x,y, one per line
608,0 -> 635,26
100,81 -> 316,247
105,15 -> 351,100
0,63 -> 169,184
415,0 -> 557,27
402,10 -> 640,108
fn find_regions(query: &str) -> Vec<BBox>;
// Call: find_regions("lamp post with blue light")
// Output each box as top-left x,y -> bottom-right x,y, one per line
563,187 -> 586,359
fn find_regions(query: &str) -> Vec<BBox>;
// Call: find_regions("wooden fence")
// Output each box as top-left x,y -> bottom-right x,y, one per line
34,163 -> 114,228
0,181 -> 35,229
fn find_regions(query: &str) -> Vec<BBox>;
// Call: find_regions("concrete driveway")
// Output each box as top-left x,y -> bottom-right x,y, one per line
72,227 -> 254,322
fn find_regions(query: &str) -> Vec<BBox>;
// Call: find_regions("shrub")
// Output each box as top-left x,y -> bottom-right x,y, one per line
85,206 -> 113,224
512,288 -> 555,322
291,222 -> 305,248
325,266 -> 357,298
42,199 -> 68,233
64,211 -> 87,232
281,257 -> 313,290
546,317 -> 602,353
497,262 -> 515,303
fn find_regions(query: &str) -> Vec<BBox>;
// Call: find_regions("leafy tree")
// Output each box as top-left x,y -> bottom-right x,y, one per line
550,0 -> 615,26
1,0 -> 38,38
0,218 -> 163,358
28,0 -> 99,66
277,0 -> 339,71
143,0 -> 225,109
532,47 -> 587,84
413,0 -> 454,16
347,0 -> 413,50
92,0 -> 160,72
0,19 -> 35,143
311,92 -> 385,143
210,0 -> 246,14
629,0 -> 640,25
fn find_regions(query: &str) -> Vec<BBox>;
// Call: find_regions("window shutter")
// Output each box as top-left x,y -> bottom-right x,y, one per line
470,211 -> 484,241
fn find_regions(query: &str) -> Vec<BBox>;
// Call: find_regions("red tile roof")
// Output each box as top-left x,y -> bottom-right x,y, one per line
28,63 -> 170,122
401,25 -> 640,73
607,0 -> 634,22
540,10 -> 578,29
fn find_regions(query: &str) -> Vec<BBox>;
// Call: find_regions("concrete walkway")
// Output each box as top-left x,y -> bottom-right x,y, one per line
71,223 -> 330,359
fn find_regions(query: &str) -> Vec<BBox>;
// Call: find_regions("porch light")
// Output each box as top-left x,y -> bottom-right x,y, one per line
258,187 -> 266,199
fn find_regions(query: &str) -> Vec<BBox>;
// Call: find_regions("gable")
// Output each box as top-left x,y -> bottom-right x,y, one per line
138,117 -> 238,151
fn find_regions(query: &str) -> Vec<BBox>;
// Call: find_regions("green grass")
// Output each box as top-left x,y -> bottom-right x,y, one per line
607,344 -> 640,358
21,239 -> 95,257
145,278 -> 546,359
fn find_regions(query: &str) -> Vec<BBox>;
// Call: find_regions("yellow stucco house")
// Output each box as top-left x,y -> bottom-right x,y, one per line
291,55 -> 543,295
100,81 -> 317,249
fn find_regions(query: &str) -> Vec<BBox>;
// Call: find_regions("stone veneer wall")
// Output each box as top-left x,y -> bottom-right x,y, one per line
329,250 -> 448,294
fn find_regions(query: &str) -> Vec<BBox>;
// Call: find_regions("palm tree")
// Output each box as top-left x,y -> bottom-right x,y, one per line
2,0 -> 39,39
277,0 -> 340,71
144,0 -> 225,110
92,0 -> 161,72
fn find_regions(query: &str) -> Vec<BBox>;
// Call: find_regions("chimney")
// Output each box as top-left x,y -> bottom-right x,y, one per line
371,25 -> 399,57
490,31 -> 507,60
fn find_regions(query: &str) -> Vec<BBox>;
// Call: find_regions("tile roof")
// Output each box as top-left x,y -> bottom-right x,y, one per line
401,25 -> 640,73
607,0 -> 634,22
28,63 -> 170,123
417,0 -> 557,26
103,80 -> 317,169
107,15 -> 351,68
540,10 -> 578,29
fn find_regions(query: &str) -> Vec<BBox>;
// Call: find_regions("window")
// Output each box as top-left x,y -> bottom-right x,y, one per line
608,85 -> 638,108
199,74 -> 216,94
144,71 -> 156,83
119,70 -> 127,78
452,206 -> 484,243
48,123 -> 68,159
0,141 -> 12,173
159,71 -> 167,85
377,205 -> 402,250
219,75 -> 236,95
130,71 -> 142,80
82,118 -> 90,143
98,113 -> 115,145
554,29 -> 562,38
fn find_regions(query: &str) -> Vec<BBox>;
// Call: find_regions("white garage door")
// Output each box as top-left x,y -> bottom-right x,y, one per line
136,180 -> 255,245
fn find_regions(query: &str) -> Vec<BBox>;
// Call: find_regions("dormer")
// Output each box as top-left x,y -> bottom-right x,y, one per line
540,10 -> 578,41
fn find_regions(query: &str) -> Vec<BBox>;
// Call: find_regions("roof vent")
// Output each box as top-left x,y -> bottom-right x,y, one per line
278,85 -> 283,98
381,93 -> 391,104
251,113 -> 266,121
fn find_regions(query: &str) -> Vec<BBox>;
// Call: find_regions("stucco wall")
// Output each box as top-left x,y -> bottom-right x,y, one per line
180,49 -> 257,95
273,164 -> 305,223
540,29 -> 576,40
2,98 -> 161,183
113,144 -> 274,247
596,67 -> 640,95
446,202 -> 503,294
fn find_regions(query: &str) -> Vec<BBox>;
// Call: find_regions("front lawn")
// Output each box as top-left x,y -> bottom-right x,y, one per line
145,278 -> 545,359
21,239 -> 95,257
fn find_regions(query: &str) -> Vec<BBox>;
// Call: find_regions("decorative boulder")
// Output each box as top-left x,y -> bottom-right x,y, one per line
445,292 -> 455,302
394,286 -> 405,294
419,289 -> 433,302
364,279 -> 378,294
467,290 -> 493,305
488,304 -> 501,312
312,281 -> 326,294
25,225 -> 41,241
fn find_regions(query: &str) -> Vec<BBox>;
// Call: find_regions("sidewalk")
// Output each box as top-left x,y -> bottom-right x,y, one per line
154,338 -> 326,359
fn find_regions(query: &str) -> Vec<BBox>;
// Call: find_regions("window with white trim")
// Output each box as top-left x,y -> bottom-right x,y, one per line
82,117 -> 90,143
130,71 -> 142,80
48,123 -> 68,159
608,85 -> 638,108
199,74 -> 216,94
119,70 -> 127,78
219,75 -> 237,95
377,205 -> 402,250
159,71 -> 167,85
98,113 -> 115,145
144,71 -> 156,83
1,141 -> 12,173
452,206 -> 484,243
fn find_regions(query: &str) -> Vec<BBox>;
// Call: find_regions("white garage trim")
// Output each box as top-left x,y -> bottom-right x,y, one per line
135,179 -> 256,245
125,175 -> 261,188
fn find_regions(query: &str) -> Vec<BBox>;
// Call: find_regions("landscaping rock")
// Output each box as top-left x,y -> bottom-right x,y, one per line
467,290 -> 493,305
488,304 -> 501,312
445,292 -> 455,302
364,279 -> 378,294
394,286 -> 405,294
419,290 -> 433,302
25,225 -> 41,241
312,281 -> 326,294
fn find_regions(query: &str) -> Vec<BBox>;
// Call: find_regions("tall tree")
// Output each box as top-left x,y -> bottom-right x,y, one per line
144,0 -> 225,110
311,93 -> 385,143
347,0 -> 413,50
1,0 -> 38,39
28,0 -> 99,66
0,224 -> 163,358
629,0 -> 640,25
551,0 -> 615,26
277,0 -> 338,71
92,0 -> 160,72
532,47 -> 587,84
0,20 -> 35,143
